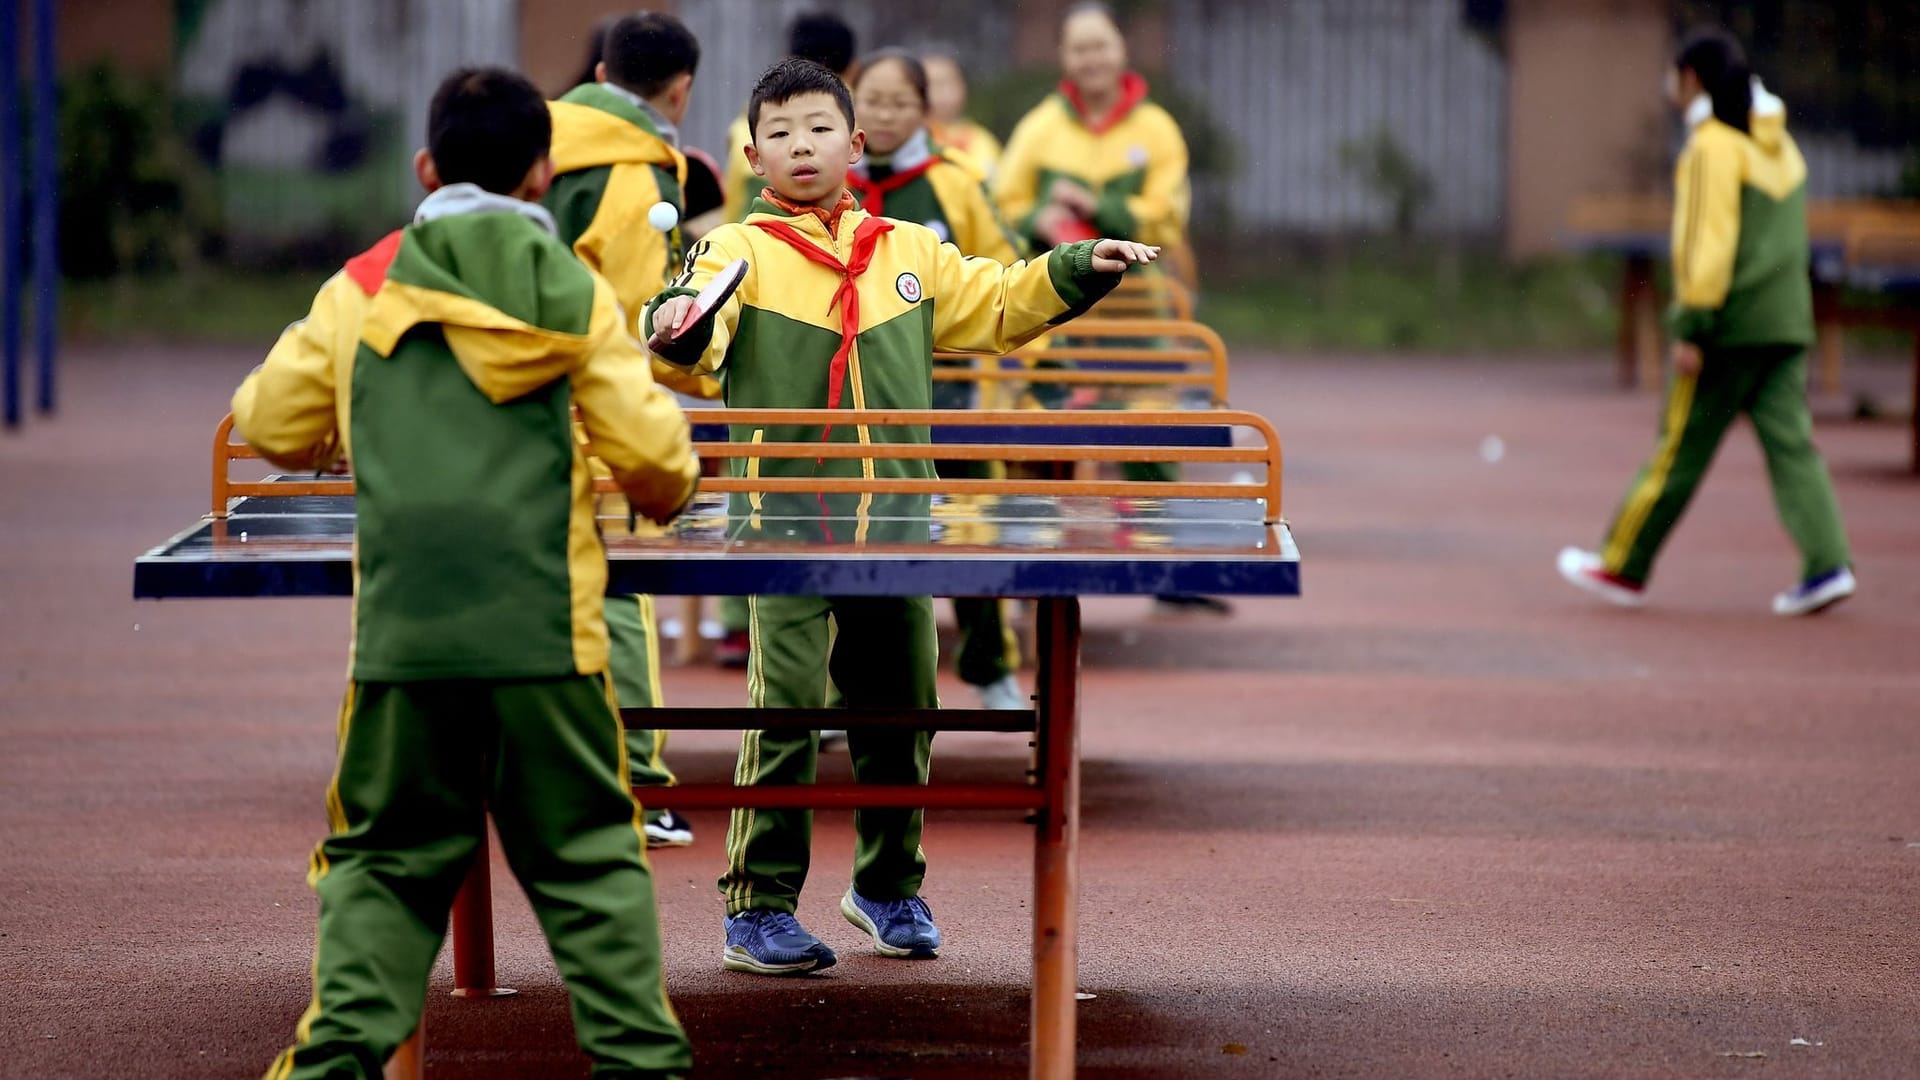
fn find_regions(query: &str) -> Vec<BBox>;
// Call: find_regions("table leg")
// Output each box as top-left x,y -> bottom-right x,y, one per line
1030,597 -> 1082,1080
1617,255 -> 1657,390
674,595 -> 703,665
450,823 -> 515,998
1814,280 -> 1844,395
1910,331 -> 1919,476
384,1018 -> 424,1080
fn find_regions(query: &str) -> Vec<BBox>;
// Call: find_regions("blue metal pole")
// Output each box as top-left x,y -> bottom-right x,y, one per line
1,0 -> 24,429
31,0 -> 55,416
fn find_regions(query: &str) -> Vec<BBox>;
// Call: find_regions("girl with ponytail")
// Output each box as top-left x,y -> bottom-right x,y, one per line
1559,27 -> 1856,617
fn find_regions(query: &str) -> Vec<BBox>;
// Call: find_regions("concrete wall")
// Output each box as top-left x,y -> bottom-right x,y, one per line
1504,0 -> 1672,258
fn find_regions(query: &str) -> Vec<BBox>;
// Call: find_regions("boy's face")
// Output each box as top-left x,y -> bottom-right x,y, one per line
745,91 -> 864,206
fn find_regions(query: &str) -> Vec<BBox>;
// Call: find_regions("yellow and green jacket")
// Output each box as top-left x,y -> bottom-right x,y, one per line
721,111 -> 766,223
642,194 -> 1119,537
544,83 -> 718,399
231,185 -> 700,682
1668,84 -> 1815,348
994,72 -> 1190,251
847,129 -> 1022,264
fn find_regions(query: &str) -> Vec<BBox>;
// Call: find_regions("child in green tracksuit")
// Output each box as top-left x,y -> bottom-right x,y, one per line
235,69 -> 698,1078
1559,29 -> 1854,616
644,58 -> 1157,976
545,11 -> 707,848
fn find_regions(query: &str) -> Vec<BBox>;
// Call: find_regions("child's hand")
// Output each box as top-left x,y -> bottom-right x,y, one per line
647,295 -> 697,351
1090,239 -> 1160,273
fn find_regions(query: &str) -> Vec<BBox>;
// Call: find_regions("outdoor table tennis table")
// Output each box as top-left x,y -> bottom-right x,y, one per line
134,408 -> 1298,1079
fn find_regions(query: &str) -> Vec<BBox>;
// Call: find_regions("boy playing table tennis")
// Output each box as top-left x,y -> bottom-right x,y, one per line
644,57 -> 1157,976
235,68 -> 698,1077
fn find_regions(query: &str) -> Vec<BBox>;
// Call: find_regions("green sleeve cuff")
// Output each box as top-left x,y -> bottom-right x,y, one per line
1666,303 -> 1717,344
1045,239 -> 1123,324
1092,186 -> 1136,239
641,286 -> 706,366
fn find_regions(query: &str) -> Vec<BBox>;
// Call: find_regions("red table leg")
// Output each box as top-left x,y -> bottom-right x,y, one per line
1030,597 -> 1082,1080
450,822 -> 515,998
384,1018 -> 424,1080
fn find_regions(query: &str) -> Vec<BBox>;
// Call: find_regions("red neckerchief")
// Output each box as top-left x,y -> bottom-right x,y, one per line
1059,71 -> 1149,135
747,211 -> 894,441
760,188 -> 857,234
846,158 -> 939,218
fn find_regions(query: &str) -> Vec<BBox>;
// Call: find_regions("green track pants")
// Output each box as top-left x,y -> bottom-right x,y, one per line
1600,345 -> 1851,585
605,595 -> 676,811
718,595 -> 938,916
264,675 -> 688,1079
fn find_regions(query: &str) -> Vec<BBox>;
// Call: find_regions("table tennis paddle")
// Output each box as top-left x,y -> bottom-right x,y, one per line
650,258 -> 748,356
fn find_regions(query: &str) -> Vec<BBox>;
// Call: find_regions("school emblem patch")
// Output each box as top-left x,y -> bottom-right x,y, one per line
896,272 -> 923,303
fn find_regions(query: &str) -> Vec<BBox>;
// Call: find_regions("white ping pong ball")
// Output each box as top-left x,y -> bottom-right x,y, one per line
647,201 -> 679,232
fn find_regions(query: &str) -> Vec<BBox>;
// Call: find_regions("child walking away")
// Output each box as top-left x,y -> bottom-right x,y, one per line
850,48 -> 1028,712
1558,28 -> 1854,616
546,10 -> 705,848
645,58 -> 1156,976
235,68 -> 698,1077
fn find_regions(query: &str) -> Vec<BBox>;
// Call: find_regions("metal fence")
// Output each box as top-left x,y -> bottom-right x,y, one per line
1168,0 -> 1508,235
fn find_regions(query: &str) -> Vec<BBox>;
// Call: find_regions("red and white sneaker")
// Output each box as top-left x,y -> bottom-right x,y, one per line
1556,547 -> 1645,607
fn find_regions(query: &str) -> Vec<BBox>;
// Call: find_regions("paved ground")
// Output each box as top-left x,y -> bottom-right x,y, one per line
2,346 -> 1916,1078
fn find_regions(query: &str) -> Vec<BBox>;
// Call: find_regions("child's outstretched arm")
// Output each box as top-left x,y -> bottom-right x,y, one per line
928,237 -> 1158,355
574,280 -> 701,524
231,274 -> 363,471
641,229 -> 750,379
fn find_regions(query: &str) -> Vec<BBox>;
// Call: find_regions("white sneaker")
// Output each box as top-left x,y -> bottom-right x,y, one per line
975,675 -> 1028,711
1556,547 -> 1646,607
1772,567 -> 1855,616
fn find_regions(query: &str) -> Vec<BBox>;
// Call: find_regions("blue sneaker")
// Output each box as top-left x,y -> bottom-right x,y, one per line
722,910 -> 837,975
841,888 -> 942,958
1773,567 -> 1855,616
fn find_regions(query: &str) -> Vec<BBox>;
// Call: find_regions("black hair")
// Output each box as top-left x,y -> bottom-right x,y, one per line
747,57 -> 856,136
1062,1 -> 1121,37
428,67 -> 551,195
787,11 -> 858,74
603,12 -> 701,98
854,49 -> 928,108
1676,27 -> 1752,134
567,16 -> 617,93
